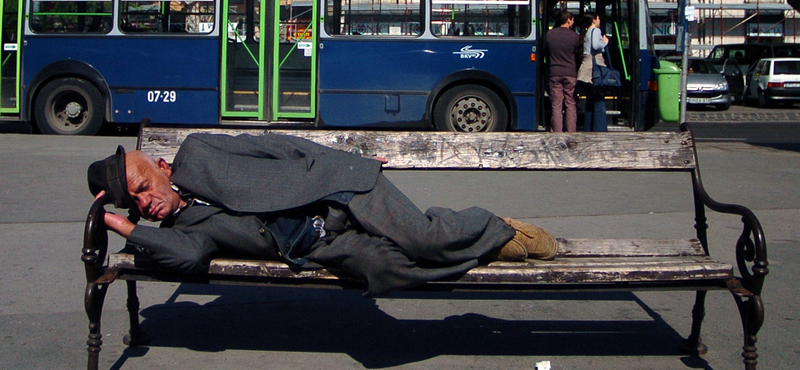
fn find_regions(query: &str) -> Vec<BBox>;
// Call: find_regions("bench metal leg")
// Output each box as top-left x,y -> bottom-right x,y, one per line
729,280 -> 765,370
122,280 -> 150,346
84,282 -> 109,370
680,290 -> 709,355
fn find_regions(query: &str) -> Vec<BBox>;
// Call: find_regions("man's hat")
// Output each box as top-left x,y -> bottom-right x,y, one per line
87,145 -> 137,210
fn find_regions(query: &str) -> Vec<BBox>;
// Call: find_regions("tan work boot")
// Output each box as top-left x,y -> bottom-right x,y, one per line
485,240 -> 527,262
500,217 -> 558,260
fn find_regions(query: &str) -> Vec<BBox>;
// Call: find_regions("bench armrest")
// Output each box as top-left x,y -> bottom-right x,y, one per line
82,195 -> 112,282
697,185 -> 767,295
682,124 -> 768,296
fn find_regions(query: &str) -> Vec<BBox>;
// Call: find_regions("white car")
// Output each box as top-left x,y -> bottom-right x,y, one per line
743,57 -> 800,107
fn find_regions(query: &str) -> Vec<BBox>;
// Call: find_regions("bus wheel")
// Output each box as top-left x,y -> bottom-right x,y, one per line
35,78 -> 104,135
434,86 -> 507,132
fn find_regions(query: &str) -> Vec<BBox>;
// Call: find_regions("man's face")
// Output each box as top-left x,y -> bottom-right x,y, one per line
125,151 -> 184,221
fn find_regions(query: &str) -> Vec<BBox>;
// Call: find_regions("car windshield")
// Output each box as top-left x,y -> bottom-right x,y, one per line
688,59 -> 717,74
667,58 -> 719,74
773,60 -> 800,75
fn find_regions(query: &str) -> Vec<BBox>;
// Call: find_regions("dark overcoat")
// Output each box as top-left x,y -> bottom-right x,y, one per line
170,133 -> 383,212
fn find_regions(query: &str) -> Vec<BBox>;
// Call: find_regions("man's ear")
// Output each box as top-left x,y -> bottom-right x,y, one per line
156,158 -> 172,177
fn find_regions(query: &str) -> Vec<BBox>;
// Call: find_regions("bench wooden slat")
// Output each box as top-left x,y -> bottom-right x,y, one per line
107,254 -> 732,284
139,127 -> 696,170
107,238 -> 732,285
559,238 -> 708,257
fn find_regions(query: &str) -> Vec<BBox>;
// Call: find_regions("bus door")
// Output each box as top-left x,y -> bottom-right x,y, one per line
221,0 -> 267,119
221,0 -> 316,121
540,0 -> 638,129
0,0 -> 21,114
272,0 -> 316,120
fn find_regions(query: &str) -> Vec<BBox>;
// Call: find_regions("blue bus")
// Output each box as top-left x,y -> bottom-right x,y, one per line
0,0 -> 660,134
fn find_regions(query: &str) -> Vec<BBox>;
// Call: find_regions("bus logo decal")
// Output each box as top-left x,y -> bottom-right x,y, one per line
453,46 -> 487,59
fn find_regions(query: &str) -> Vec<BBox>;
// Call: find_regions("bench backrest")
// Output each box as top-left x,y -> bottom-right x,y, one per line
138,127 -> 696,171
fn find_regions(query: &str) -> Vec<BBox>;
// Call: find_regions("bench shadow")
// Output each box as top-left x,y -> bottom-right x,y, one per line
116,284 -> 714,369
749,142 -> 800,153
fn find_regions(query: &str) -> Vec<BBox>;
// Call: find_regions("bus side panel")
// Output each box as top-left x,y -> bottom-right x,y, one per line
514,95 -> 537,131
22,37 -> 220,125
318,39 -> 536,129
638,48 -> 660,131
319,93 -> 429,128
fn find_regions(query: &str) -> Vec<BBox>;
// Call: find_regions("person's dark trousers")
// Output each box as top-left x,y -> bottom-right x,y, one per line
549,76 -> 578,132
305,174 -> 515,296
584,86 -> 608,132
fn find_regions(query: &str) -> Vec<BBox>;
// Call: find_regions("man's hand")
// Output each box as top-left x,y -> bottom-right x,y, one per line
95,190 -> 135,238
373,156 -> 388,164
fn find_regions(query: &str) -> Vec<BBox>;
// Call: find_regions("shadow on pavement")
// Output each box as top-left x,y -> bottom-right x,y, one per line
0,121 -> 32,134
748,142 -> 800,153
0,121 -> 138,136
112,285 -> 712,369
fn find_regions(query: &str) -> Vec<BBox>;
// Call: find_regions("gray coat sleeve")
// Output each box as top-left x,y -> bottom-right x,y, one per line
128,224 -> 218,274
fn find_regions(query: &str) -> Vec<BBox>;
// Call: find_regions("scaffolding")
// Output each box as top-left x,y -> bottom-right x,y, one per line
648,0 -> 798,56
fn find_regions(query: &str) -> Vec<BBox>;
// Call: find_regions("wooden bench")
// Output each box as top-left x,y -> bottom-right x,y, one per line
82,124 -> 768,370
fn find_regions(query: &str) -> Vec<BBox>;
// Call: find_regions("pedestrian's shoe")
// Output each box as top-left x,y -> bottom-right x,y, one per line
500,217 -> 558,260
485,239 -> 527,262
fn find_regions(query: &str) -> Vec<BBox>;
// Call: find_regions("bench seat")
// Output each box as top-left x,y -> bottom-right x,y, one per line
106,238 -> 733,287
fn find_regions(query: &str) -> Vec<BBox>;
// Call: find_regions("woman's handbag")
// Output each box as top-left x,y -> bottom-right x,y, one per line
592,52 -> 621,88
591,30 -> 621,88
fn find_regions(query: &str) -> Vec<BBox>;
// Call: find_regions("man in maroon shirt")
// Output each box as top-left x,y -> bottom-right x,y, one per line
544,10 -> 581,132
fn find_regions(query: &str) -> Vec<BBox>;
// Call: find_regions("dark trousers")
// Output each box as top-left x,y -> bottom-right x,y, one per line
549,76 -> 578,132
306,174 -> 514,296
584,84 -> 608,132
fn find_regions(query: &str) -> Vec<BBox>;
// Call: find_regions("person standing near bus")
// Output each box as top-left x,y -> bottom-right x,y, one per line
544,10 -> 581,133
577,12 -> 609,132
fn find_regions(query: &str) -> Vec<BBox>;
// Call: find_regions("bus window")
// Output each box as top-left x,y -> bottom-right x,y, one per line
324,0 -> 423,36
29,0 -> 112,33
430,0 -> 530,37
119,0 -> 215,34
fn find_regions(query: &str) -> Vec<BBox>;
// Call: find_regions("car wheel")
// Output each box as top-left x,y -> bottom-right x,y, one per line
35,78 -> 104,135
434,85 -> 508,132
757,89 -> 769,108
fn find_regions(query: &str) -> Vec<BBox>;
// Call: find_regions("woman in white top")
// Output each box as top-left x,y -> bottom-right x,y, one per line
577,13 -> 609,132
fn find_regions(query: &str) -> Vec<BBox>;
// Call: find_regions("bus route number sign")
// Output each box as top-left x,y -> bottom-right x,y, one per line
147,90 -> 177,103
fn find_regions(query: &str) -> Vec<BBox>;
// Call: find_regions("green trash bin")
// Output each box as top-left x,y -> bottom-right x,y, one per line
654,61 -> 681,122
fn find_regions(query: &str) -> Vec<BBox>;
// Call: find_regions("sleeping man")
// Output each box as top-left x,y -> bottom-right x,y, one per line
88,132 -> 557,296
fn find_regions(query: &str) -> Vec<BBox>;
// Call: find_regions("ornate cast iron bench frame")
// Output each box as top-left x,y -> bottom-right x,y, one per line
82,123 -> 767,370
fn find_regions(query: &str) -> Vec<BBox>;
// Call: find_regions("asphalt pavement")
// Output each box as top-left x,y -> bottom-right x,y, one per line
1,117 -> 798,370
685,103 -> 800,124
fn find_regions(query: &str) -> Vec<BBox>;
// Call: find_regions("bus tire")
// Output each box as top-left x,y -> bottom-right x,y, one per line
34,78 -> 104,135
434,85 -> 507,132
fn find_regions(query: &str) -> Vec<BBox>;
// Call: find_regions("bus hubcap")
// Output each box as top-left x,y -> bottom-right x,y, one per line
52,96 -> 89,132
64,102 -> 83,119
449,96 -> 492,132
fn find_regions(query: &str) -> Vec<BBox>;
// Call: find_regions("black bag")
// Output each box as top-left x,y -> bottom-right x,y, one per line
592,53 -> 621,88
590,29 -> 621,88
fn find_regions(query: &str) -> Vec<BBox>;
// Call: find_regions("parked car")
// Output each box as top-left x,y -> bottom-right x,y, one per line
665,56 -> 731,110
743,57 -> 800,107
707,43 -> 800,103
